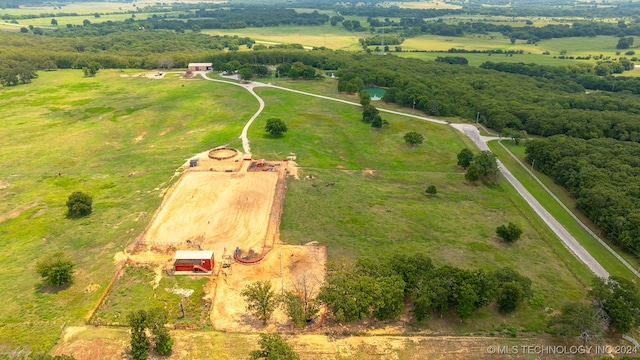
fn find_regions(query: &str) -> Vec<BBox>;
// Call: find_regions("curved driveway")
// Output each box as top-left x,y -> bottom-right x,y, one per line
199,72 -> 609,279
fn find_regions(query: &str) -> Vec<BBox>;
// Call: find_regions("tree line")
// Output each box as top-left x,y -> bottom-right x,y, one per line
525,135 -> 640,256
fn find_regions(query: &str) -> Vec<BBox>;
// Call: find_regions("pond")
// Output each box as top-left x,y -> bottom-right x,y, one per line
363,87 -> 386,101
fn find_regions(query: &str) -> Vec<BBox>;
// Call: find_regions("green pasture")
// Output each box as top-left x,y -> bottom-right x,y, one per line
93,266 -> 209,326
490,140 -> 638,280
0,70 -> 256,350
203,23 -> 366,50
21,13 -> 170,27
0,68 -> 602,352
397,51 -> 577,66
246,86 -> 587,331
537,35 -> 626,56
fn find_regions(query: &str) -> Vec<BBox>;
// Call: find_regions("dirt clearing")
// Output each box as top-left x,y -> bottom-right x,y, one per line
143,171 -> 278,258
211,244 -> 326,332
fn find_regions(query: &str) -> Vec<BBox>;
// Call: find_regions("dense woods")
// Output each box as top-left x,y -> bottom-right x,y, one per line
525,136 -> 640,255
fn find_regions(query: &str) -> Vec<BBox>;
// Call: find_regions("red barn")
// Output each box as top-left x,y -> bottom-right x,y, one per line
173,250 -> 214,273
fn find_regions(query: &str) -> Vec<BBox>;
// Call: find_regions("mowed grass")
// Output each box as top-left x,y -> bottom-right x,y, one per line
203,23 -> 366,50
397,51 -> 578,66
492,140 -> 639,280
0,70 -> 256,350
247,87 -> 587,331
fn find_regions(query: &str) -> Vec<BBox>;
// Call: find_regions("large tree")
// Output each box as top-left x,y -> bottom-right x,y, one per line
241,281 -> 278,324
457,148 -> 474,169
35,252 -> 75,286
359,89 -> 371,107
127,310 -> 150,360
548,302 -> 604,342
238,67 -> 254,82
265,118 -> 288,136
590,276 -> 640,334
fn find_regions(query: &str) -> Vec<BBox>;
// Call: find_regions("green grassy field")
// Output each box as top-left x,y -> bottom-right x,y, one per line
203,23 -> 366,50
0,69 -> 601,352
94,265 -> 209,326
244,86 -> 588,332
489,140 -> 638,280
0,70 -> 256,350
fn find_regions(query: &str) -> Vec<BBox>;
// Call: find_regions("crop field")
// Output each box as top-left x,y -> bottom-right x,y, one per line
0,69 -> 257,351
389,0 -> 462,9
203,23 -> 366,50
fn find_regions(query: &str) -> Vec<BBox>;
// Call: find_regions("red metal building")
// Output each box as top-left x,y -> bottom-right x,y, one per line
173,250 -> 214,273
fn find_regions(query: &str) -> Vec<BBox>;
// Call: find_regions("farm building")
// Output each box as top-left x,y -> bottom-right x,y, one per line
188,63 -> 213,71
173,250 -> 214,273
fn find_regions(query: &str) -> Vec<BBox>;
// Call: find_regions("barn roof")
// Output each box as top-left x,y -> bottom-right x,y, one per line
188,63 -> 212,67
175,250 -> 214,260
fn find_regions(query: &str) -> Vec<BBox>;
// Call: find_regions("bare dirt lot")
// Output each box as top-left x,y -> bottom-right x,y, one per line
212,244 -> 326,332
143,171 -> 278,258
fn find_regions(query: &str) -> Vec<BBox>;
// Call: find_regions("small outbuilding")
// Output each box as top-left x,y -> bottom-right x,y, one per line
187,63 -> 213,71
173,250 -> 214,273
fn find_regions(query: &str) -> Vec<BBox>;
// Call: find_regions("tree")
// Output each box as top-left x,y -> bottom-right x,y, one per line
496,222 -> 523,243
238,67 -> 254,82
496,281 -> 524,313
457,148 -> 474,169
158,57 -> 173,70
371,114 -> 383,129
465,164 -> 480,182
83,62 -> 100,77
35,252 -> 75,286
548,302 -> 604,342
425,185 -> 437,195
473,151 -> 499,182
282,274 -> 320,328
149,308 -> 173,356
127,310 -> 150,360
66,191 -> 92,217
493,267 -> 532,313
51,19 -> 58,26
265,118 -> 288,136
362,104 -> 378,123
590,276 -> 640,334
249,333 -> 299,360
359,90 -> 371,107
241,281 -> 278,324
404,132 -> 424,146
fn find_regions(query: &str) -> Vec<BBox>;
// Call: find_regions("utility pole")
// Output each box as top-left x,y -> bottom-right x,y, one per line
412,100 -> 416,114
531,159 -> 535,174
476,111 -> 480,125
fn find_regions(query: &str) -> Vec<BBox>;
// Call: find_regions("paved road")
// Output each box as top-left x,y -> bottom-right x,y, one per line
199,73 -> 609,278
451,124 -> 608,278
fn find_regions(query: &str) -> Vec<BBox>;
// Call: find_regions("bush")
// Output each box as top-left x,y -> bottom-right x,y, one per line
496,222 -> 523,243
425,185 -> 437,195
35,252 -> 75,286
66,191 -> 92,217
404,131 -> 424,146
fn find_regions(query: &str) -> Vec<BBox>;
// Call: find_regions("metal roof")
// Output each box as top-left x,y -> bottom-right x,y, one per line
175,250 -> 214,259
188,63 -> 212,67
